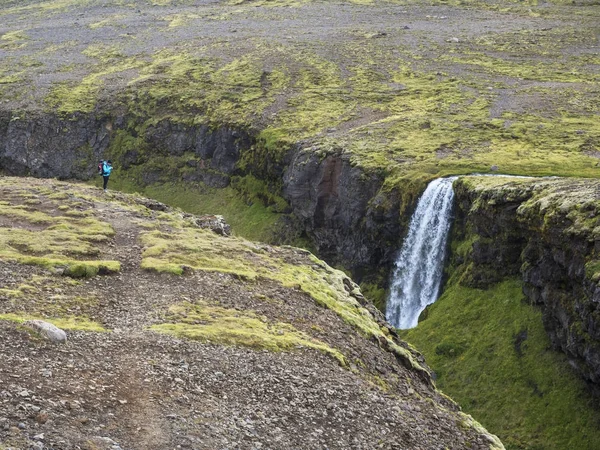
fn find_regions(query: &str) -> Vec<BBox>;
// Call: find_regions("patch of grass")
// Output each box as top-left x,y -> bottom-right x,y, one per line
401,278 -> 600,450
0,183 -> 120,276
111,178 -> 282,243
151,301 -> 346,365
46,54 -> 144,114
82,43 -> 125,62
0,312 -> 107,332
139,225 -> 428,374
88,14 -> 125,29
0,30 -> 29,50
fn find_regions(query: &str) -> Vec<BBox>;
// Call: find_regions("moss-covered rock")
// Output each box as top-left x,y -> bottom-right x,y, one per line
450,177 -> 600,390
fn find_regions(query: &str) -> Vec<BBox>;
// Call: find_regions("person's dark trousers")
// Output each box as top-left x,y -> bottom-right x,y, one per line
103,176 -> 109,190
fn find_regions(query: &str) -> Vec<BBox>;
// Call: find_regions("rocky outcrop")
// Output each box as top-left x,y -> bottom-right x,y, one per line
0,112 -> 252,187
283,149 -> 409,278
0,111 -> 111,179
452,177 -> 600,391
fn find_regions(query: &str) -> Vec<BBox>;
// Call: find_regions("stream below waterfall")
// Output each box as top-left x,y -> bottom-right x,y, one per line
386,177 -> 457,329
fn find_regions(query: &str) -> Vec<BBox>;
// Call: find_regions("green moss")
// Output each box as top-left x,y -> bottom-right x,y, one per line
401,278 -> 600,450
88,14 -> 125,29
585,260 -> 600,282
230,174 -> 289,213
0,184 -> 119,276
63,261 -> 120,278
139,225 -> 428,374
151,301 -> 346,365
46,54 -> 144,114
359,281 -> 386,312
0,30 -> 29,50
0,313 -> 107,332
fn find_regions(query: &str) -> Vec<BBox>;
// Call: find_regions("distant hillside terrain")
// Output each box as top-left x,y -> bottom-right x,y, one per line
1,0 -> 598,180
1,0 -> 598,294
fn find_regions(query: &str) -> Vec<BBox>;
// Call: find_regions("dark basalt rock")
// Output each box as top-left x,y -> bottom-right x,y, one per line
0,112 -> 111,179
282,148 -> 406,279
453,178 -> 600,393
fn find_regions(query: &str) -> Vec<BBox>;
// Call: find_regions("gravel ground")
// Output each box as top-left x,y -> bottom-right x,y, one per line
0,176 -> 501,449
0,0 -> 598,118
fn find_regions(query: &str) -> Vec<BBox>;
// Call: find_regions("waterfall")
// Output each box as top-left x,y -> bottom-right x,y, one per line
386,177 -> 457,329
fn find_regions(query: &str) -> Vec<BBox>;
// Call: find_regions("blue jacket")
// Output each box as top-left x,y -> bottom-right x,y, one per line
102,162 -> 113,176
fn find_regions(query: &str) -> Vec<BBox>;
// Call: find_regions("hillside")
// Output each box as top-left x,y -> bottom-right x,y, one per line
1,1 -> 600,448
0,176 -> 503,449
0,0 -> 598,289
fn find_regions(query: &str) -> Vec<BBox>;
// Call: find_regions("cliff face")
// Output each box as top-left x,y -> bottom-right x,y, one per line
453,177 -> 600,390
283,149 -> 405,276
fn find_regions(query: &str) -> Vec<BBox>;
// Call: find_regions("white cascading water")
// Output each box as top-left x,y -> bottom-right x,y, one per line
386,177 -> 457,329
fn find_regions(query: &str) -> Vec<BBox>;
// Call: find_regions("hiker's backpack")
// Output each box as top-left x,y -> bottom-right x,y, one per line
102,162 -> 113,176
97,162 -> 103,175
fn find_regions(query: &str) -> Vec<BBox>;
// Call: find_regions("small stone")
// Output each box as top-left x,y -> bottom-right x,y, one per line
22,320 -> 67,343
491,165 -> 499,172
18,422 -> 26,429
33,433 -> 44,440
35,413 -> 48,424
19,390 -> 30,397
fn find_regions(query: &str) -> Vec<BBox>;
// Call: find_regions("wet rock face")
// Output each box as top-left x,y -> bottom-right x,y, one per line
453,178 -> 600,392
283,149 -> 403,277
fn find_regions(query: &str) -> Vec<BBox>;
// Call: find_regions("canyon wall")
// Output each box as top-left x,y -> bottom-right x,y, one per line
452,177 -> 600,391
0,111 -> 412,282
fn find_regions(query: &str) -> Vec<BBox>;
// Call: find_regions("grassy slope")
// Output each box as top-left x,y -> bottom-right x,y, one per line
107,176 -> 283,243
401,262 -> 600,449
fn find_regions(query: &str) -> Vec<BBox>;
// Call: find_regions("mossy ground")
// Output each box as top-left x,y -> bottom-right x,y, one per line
151,301 -> 346,365
0,312 -> 106,332
108,177 -> 283,243
138,222 -> 427,373
0,178 -> 120,275
401,269 -> 600,449
2,0 -> 598,192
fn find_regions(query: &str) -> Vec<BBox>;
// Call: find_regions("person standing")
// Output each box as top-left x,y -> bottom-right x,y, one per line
101,160 -> 113,191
